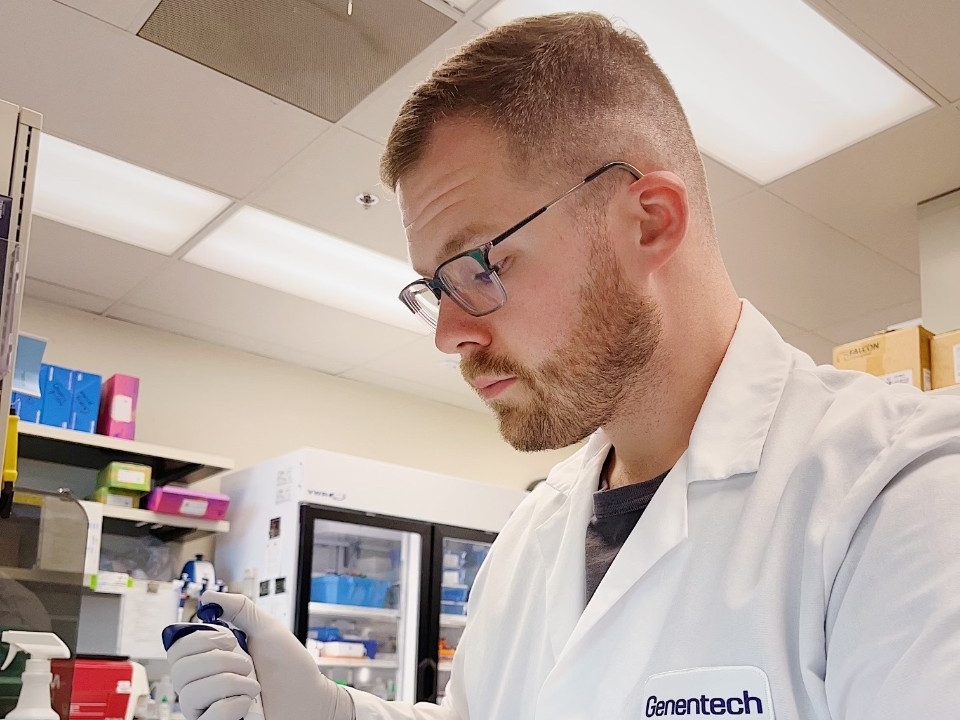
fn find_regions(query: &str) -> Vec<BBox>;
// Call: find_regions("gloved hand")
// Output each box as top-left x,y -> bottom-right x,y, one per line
167,590 -> 356,720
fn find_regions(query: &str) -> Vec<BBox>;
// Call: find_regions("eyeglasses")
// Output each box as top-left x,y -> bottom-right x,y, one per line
398,161 -> 643,330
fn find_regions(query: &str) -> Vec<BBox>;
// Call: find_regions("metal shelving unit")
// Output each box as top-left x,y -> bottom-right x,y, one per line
309,602 -> 401,621
439,613 -> 467,628
316,658 -> 399,670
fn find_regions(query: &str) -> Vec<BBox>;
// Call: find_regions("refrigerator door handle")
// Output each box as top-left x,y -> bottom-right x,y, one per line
417,657 -> 438,703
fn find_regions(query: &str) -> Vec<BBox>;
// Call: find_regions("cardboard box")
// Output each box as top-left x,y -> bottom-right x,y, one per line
832,325 -> 933,391
39,363 -> 74,428
89,486 -> 142,509
97,374 -> 139,440
11,391 -> 42,423
70,370 -> 102,433
931,329 -> 960,390
97,461 -> 152,493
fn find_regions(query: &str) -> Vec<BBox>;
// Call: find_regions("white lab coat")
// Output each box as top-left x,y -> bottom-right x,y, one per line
349,301 -> 960,720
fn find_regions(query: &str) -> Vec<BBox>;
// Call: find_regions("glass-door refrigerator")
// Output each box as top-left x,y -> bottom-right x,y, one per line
215,449 -> 526,704
294,508 -> 431,701
422,525 -> 495,705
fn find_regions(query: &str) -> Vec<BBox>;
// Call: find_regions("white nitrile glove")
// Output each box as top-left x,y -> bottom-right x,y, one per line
167,590 -> 356,720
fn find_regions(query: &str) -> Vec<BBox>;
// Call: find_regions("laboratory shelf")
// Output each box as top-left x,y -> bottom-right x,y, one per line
931,385 -> 960,397
17,421 -> 234,485
0,567 -> 82,586
439,613 -> 468,628
316,658 -> 399,669
100,504 -> 230,534
309,602 -> 401,621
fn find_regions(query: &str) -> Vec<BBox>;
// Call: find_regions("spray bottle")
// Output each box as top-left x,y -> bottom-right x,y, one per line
162,603 -> 265,720
0,631 -> 70,720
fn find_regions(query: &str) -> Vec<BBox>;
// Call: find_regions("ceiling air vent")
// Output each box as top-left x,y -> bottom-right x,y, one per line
138,0 -> 455,122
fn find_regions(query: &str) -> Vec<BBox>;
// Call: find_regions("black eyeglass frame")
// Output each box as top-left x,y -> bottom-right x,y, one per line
398,161 -> 644,325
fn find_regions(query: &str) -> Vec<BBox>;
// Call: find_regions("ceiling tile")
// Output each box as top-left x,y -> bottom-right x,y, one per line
339,21 -> 485,145
1,0 -> 329,199
781,330 -> 836,366
702,155 -> 759,206
52,0 -> 157,29
818,0 -> 960,102
716,190 -> 920,330
248,127 -> 406,260
24,277 -> 114,314
118,261 -> 421,368
769,106 -> 960,273
107,303 -> 352,375
26,217 -> 169,300
814,299 -> 923,344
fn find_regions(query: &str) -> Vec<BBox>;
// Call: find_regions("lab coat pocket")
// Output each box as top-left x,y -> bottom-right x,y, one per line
632,666 -> 774,719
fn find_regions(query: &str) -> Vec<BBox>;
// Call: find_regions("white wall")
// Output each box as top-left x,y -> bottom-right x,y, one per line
920,189 -> 960,334
19,298 -> 576,489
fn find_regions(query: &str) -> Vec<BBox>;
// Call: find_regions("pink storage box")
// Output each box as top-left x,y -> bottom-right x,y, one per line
144,486 -> 231,521
97,374 -> 140,440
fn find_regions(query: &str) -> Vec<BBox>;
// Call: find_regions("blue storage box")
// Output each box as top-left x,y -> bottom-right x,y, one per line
69,371 -> 102,433
39,364 -> 73,428
311,574 -> 357,605
309,626 -> 341,642
441,600 -> 466,616
355,578 -> 390,608
11,392 -> 42,423
441,584 -> 469,603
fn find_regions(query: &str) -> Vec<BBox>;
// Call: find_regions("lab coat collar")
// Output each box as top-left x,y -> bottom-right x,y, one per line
534,300 -> 798,665
546,299 -> 797,497
684,299 -> 795,483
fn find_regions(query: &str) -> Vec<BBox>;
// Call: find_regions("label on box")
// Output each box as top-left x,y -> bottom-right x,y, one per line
105,493 -> 135,508
117,468 -> 146,486
954,344 -> 960,384
923,368 -> 932,392
179,499 -> 209,517
111,395 -> 134,422
881,369 -> 913,386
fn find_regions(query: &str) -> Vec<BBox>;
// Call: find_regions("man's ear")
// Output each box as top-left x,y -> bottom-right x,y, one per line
617,170 -> 689,277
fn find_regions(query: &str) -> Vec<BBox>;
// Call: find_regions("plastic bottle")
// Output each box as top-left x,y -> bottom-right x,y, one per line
154,675 -> 174,720
0,631 -> 71,720
370,678 -> 390,700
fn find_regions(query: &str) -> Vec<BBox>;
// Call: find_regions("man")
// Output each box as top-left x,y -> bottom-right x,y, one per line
167,12 -> 960,720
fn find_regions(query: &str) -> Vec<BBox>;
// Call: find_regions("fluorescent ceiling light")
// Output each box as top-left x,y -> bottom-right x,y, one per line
184,206 -> 428,334
479,0 -> 934,184
33,134 -> 232,254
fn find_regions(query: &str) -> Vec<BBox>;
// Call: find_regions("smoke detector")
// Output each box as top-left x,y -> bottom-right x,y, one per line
355,192 -> 380,209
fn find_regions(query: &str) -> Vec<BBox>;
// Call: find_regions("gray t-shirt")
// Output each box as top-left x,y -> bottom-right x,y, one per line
584,471 -> 668,605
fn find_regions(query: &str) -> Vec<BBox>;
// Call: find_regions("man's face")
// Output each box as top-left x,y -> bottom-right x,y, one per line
398,120 -> 661,451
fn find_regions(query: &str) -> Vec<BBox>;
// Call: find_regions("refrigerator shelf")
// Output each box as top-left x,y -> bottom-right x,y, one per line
438,661 -> 454,673
309,602 -> 401,621
316,658 -> 399,669
439,613 -> 468,628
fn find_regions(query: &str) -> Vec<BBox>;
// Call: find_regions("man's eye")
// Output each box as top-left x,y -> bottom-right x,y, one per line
491,256 -> 512,276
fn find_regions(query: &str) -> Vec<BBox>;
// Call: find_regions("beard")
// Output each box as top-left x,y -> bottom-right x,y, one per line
461,239 -> 662,451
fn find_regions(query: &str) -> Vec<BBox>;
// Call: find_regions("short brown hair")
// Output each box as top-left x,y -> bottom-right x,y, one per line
381,12 -> 712,222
